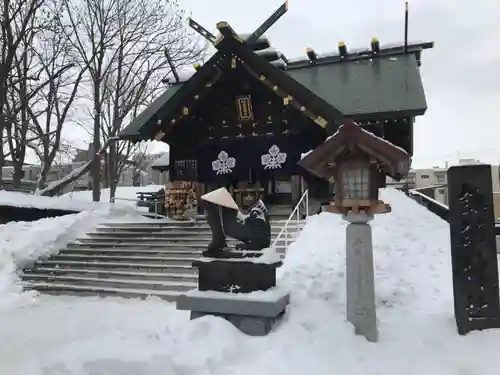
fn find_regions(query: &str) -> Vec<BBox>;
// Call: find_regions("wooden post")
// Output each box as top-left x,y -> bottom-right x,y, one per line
196,182 -> 205,214
291,175 -> 301,206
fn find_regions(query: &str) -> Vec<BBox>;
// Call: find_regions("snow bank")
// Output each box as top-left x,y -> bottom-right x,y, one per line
0,185 -> 164,212
1,188 -> 500,375
0,190 -> 111,212
0,204 -> 145,303
64,185 -> 164,207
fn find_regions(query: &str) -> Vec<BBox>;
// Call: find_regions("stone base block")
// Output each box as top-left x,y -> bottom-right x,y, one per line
193,259 -> 282,293
177,288 -> 290,336
189,311 -> 282,336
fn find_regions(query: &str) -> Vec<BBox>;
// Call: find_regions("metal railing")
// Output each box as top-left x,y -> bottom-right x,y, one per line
409,190 -> 449,222
408,189 -> 500,254
271,189 -> 309,252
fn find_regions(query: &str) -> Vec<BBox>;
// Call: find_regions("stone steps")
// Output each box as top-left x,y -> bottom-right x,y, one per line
21,216 -> 306,300
45,253 -> 197,265
94,226 -> 303,234
22,282 -> 183,301
84,235 -> 295,243
21,274 -> 196,292
75,237 -> 292,245
32,260 -> 197,273
22,267 -> 198,282
64,242 -> 288,251
58,248 -> 202,257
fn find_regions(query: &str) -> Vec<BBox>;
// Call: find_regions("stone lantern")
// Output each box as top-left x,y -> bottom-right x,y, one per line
298,119 -> 411,343
299,119 -> 410,215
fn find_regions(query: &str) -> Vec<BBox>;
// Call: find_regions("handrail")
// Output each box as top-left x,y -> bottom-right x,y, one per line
271,189 -> 309,250
409,190 -> 449,222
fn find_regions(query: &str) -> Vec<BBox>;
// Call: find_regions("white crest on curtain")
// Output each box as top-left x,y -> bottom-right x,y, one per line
261,145 -> 287,170
212,150 -> 236,175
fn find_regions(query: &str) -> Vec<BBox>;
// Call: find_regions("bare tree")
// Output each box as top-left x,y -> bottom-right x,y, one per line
62,0 -> 204,202
1,1 -> 74,188
24,11 -> 92,190
58,0 -> 121,201
0,0 -> 49,184
100,0 -> 204,200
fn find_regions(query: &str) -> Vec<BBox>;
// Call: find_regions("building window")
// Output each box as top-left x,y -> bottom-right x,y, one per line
420,174 -> 430,179
435,172 -> 446,183
342,166 -> 370,200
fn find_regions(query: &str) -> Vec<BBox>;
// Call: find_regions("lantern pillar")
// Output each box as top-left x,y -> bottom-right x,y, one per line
344,210 -> 378,343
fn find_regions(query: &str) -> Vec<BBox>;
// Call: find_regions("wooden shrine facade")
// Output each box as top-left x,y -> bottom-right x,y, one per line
119,19 -> 433,206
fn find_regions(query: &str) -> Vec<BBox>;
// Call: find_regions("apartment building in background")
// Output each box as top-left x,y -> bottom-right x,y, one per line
1,149 -> 169,194
389,159 -> 500,219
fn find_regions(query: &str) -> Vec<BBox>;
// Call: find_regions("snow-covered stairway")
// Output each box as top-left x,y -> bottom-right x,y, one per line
20,218 -> 305,301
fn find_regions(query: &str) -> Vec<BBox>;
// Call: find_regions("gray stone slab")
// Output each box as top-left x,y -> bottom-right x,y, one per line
189,311 -> 281,336
345,213 -> 378,343
177,289 -> 289,318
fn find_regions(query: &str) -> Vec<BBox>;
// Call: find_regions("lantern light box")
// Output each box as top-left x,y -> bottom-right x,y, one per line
299,119 -> 411,215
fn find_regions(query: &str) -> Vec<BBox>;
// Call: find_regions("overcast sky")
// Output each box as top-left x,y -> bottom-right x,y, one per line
177,0 -> 500,168
69,0 -> 500,169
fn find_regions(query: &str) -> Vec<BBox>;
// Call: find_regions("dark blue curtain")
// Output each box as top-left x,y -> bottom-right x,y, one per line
253,135 -> 312,179
196,135 -> 316,183
197,139 -> 252,183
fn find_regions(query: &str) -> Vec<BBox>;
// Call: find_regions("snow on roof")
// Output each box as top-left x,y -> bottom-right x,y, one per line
150,152 -> 169,168
254,47 -> 278,56
287,39 -> 429,64
177,70 -> 196,82
1,188 -> 500,374
35,161 -> 92,197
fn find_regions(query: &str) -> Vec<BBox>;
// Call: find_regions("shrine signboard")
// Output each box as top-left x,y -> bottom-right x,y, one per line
447,164 -> 500,335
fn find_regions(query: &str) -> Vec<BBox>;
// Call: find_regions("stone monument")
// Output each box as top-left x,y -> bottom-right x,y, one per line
201,187 -> 271,257
298,119 -> 411,342
447,164 -> 500,335
176,188 -> 288,336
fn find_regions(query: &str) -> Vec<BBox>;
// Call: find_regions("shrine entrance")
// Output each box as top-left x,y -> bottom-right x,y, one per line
233,181 -> 265,209
205,178 -> 291,210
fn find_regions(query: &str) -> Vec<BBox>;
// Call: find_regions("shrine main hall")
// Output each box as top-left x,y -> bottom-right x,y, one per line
119,19 -> 433,208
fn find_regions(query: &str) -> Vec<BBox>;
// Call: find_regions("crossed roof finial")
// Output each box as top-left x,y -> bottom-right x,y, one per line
188,0 -> 289,47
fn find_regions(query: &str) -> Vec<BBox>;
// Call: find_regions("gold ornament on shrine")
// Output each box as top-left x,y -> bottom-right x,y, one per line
235,95 -> 254,121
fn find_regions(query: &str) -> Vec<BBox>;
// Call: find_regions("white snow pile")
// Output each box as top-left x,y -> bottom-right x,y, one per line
64,185 -> 165,207
1,188 -> 500,375
0,185 -> 165,213
0,189 -> 113,212
0,204 -> 145,304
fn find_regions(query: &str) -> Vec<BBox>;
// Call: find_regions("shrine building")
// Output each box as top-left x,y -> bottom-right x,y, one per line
119,19 -> 433,208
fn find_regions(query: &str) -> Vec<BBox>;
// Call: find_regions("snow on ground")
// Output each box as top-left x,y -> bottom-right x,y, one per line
0,184 -> 165,213
0,190 -> 112,212
1,188 -> 500,375
0,204 -> 146,306
64,185 -> 165,207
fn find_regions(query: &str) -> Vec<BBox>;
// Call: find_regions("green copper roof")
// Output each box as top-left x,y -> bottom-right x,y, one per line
119,42 -> 432,141
287,53 -> 427,120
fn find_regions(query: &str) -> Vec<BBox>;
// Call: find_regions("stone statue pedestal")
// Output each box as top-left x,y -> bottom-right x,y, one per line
176,253 -> 288,336
344,211 -> 378,343
193,256 -> 281,293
